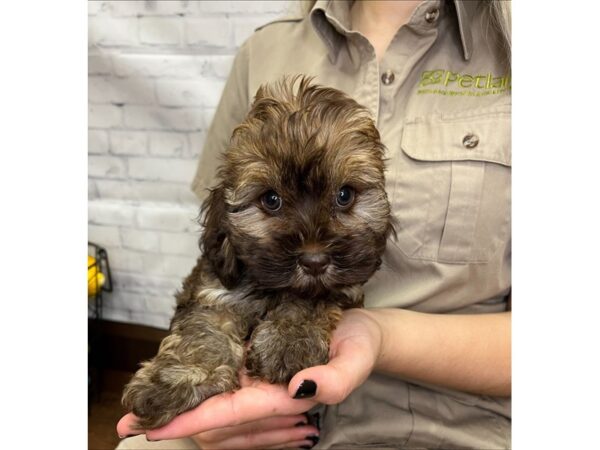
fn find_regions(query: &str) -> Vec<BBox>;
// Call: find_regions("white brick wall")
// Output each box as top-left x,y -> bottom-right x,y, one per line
88,0 -> 292,329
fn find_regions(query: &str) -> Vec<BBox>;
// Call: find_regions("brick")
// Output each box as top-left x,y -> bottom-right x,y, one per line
88,53 -> 113,75
89,104 -> 122,128
88,224 -> 122,247
88,200 -> 136,226
95,179 -> 199,204
112,271 -> 180,297
121,228 -> 160,252
89,129 -> 109,154
187,132 -> 206,159
129,311 -> 170,329
139,17 -> 182,45
89,17 -> 139,46
89,155 -> 127,179
88,76 -> 113,103
88,1 -> 103,16
101,308 -> 133,324
89,180 -> 99,200
156,79 -> 224,108
109,78 -> 156,104
159,232 -> 200,257
203,55 -> 235,78
103,247 -> 145,272
229,1 -> 290,15
143,294 -> 176,316
112,53 -> 205,78
149,132 -> 187,157
110,130 -> 148,156
128,157 -> 196,183
136,203 -> 199,232
123,105 -> 206,131
197,1 -> 234,14
143,253 -> 195,278
185,18 -> 231,47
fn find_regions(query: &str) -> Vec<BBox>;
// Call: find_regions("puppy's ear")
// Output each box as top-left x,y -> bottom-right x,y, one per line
200,186 -> 242,289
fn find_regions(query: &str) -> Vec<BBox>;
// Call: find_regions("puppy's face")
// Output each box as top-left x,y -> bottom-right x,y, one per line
202,77 -> 392,296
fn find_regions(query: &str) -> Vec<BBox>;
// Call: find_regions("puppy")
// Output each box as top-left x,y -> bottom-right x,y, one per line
122,76 -> 393,429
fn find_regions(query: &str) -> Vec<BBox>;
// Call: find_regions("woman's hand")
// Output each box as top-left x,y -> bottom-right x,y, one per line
116,308 -> 382,447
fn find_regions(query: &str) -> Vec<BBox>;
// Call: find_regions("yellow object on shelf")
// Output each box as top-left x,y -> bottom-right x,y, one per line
88,255 -> 105,296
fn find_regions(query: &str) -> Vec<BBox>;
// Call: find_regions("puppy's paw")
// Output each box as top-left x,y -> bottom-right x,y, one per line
246,321 -> 330,384
122,360 -> 238,429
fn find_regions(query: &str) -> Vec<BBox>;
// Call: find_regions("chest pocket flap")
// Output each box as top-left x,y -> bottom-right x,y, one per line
401,105 -> 511,167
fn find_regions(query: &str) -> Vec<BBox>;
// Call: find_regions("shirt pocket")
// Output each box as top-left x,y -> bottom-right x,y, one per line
390,105 -> 511,264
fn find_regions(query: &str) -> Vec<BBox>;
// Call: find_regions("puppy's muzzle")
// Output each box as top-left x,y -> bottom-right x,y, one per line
299,251 -> 330,276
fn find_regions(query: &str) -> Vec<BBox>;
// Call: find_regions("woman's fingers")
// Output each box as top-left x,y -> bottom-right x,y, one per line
196,414 -> 308,443
288,331 -> 377,405
195,425 -> 318,450
144,384 -> 316,440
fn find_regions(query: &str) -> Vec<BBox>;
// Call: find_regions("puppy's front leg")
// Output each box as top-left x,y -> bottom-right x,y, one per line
122,299 -> 250,430
246,301 -> 343,384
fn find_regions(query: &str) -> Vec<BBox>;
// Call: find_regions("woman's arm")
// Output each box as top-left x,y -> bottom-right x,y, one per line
370,308 -> 511,396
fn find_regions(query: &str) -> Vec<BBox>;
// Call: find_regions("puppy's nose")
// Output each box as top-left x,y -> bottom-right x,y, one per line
299,252 -> 330,275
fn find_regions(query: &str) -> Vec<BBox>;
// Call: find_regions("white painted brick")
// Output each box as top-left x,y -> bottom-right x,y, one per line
204,55 -> 235,78
112,271 -> 180,297
128,157 -> 197,183
139,17 -> 182,45
149,132 -> 187,157
106,0 -> 200,17
89,104 -> 122,128
88,224 -> 122,247
156,79 -> 224,107
89,180 -> 99,200
136,203 -> 199,232
113,53 -> 205,78
97,0 -> 142,17
100,308 -> 133,324
233,17 -> 271,47
143,294 -> 176,316
89,155 -> 128,179
95,179 -> 199,204
110,130 -> 148,156
187,131 -> 206,159
88,200 -> 136,226
123,105 -> 206,131
229,1 -> 290,15
89,129 -> 109,154
143,253 -> 195,278
130,311 -> 170,329
159,232 -> 200,257
88,1 -> 103,16
89,17 -> 139,46
185,18 -> 231,47
121,228 -> 160,252
88,53 -> 113,75
110,78 -> 156,104
104,247 -> 145,272
197,1 -> 234,14
88,76 -> 113,103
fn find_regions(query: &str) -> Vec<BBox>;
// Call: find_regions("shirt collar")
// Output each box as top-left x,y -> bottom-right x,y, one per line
310,0 -> 477,62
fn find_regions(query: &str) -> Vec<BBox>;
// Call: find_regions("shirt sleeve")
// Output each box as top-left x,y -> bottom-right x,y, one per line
190,40 -> 250,201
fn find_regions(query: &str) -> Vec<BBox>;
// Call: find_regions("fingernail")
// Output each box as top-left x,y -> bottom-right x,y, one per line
300,446 -> 313,449
118,434 -> 134,439
294,379 -> 317,399
306,434 -> 320,445
146,436 -> 161,442
295,421 -> 307,427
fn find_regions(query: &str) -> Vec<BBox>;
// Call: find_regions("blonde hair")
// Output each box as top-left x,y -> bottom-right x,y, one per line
298,0 -> 511,61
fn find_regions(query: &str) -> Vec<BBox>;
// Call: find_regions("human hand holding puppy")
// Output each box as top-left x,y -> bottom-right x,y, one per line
117,307 -> 382,448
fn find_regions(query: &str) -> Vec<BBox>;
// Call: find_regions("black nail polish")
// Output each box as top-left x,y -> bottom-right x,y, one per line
306,434 -> 320,445
118,434 -> 135,439
294,379 -> 317,399
300,446 -> 312,449
295,421 -> 307,427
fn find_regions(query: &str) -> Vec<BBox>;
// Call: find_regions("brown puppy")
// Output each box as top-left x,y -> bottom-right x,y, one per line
122,76 -> 393,429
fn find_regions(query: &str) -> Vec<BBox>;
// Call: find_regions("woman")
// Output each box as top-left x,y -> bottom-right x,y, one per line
117,0 -> 511,448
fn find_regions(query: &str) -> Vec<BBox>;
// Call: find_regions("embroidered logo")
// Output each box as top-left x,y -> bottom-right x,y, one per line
417,69 -> 511,96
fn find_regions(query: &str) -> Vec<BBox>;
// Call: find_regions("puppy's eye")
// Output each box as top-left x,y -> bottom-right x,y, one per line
261,190 -> 282,212
336,186 -> 355,209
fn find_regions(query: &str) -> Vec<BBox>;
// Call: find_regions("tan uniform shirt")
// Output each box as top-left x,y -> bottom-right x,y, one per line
191,1 -> 511,448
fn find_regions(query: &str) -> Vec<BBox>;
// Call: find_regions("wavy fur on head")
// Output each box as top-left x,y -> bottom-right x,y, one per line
122,75 -> 393,429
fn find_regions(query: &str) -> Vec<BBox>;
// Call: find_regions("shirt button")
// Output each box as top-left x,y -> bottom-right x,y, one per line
462,134 -> 479,149
425,8 -> 440,23
381,70 -> 395,85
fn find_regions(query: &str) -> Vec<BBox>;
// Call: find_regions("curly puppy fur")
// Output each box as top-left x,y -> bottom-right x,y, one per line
122,76 -> 393,429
